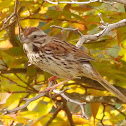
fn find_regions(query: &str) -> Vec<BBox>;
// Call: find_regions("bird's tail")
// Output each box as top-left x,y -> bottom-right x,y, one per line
82,62 -> 126,102
97,74 -> 126,103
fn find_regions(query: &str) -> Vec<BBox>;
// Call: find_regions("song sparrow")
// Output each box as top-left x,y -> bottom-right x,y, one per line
21,27 -> 126,102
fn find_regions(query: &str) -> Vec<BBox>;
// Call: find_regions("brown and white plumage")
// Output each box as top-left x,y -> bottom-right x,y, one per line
22,27 -> 126,102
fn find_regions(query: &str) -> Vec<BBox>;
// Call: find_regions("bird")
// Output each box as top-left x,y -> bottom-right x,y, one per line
21,27 -> 126,102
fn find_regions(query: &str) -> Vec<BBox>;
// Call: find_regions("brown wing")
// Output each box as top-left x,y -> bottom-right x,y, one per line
41,36 -> 94,62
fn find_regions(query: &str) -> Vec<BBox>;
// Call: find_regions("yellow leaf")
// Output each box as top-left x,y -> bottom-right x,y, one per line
1,115 -> 14,126
27,98 -> 40,111
32,114 -> 67,126
3,94 -> 25,110
0,40 -> 12,49
91,103 -> 100,119
20,111 -> 39,120
70,23 -> 85,31
58,110 -> 66,118
38,103 -> 53,116
72,115 -> 90,125
0,93 -> 11,104
39,6 -> 48,14
20,19 -> 39,28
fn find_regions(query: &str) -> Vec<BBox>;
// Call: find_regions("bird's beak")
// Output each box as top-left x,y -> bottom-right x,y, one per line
21,37 -> 29,44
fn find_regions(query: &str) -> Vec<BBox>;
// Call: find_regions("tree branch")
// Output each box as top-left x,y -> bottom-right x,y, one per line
6,22 -> 19,47
14,0 -> 21,41
4,91 -> 47,114
77,19 -> 126,47
0,68 -> 41,74
75,77 -> 126,96
0,74 -> 28,89
104,0 -> 126,5
4,80 -> 70,114
100,104 -> 106,126
45,0 -> 99,5
107,103 -> 126,118
62,99 -> 75,126
44,106 -> 62,126
53,89 -> 88,119
45,0 -> 126,5
66,92 -> 125,103
51,19 -> 126,48
1,68 -> 126,95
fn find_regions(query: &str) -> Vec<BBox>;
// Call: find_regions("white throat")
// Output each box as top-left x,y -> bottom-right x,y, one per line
23,43 -> 34,53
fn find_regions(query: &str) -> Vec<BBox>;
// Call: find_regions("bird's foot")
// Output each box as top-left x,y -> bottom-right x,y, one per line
48,76 -> 57,97
39,78 -> 71,98
48,76 -> 57,84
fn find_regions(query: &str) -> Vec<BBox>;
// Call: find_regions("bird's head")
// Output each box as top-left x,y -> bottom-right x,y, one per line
21,27 -> 47,43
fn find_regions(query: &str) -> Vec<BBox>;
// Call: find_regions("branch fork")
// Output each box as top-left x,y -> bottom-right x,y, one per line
53,88 -> 88,119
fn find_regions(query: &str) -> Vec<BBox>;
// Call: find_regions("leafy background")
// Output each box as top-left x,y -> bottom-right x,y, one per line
0,0 -> 126,125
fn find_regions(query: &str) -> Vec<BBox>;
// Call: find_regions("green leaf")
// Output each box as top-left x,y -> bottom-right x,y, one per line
4,47 -> 24,57
26,65 -> 37,84
106,45 -> 121,58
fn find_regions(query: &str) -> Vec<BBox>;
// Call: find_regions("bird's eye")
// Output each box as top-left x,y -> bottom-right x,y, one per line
33,35 -> 37,38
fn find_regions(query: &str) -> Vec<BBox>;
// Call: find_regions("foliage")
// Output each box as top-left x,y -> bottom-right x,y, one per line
0,0 -> 126,126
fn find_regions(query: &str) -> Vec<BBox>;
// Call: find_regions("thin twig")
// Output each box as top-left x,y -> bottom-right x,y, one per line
4,79 -> 70,114
0,17 -> 80,32
1,73 -> 37,93
51,19 -> 126,48
14,0 -> 21,41
1,68 -> 126,96
4,90 -> 35,93
0,74 -> 28,89
1,0 -> 44,41
3,13 -> 15,24
50,25 -> 83,36
98,13 -> 107,26
14,73 -> 27,84
53,89 -> 88,119
0,68 -> 42,74
107,104 -> 126,118
62,99 -> 75,126
0,57 -> 8,68
104,0 -> 126,5
9,93 -> 30,126
45,0 -> 99,5
45,0 -> 126,5
65,92 -> 124,103
100,104 -> 106,126
4,91 -> 46,114
44,105 -> 62,126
